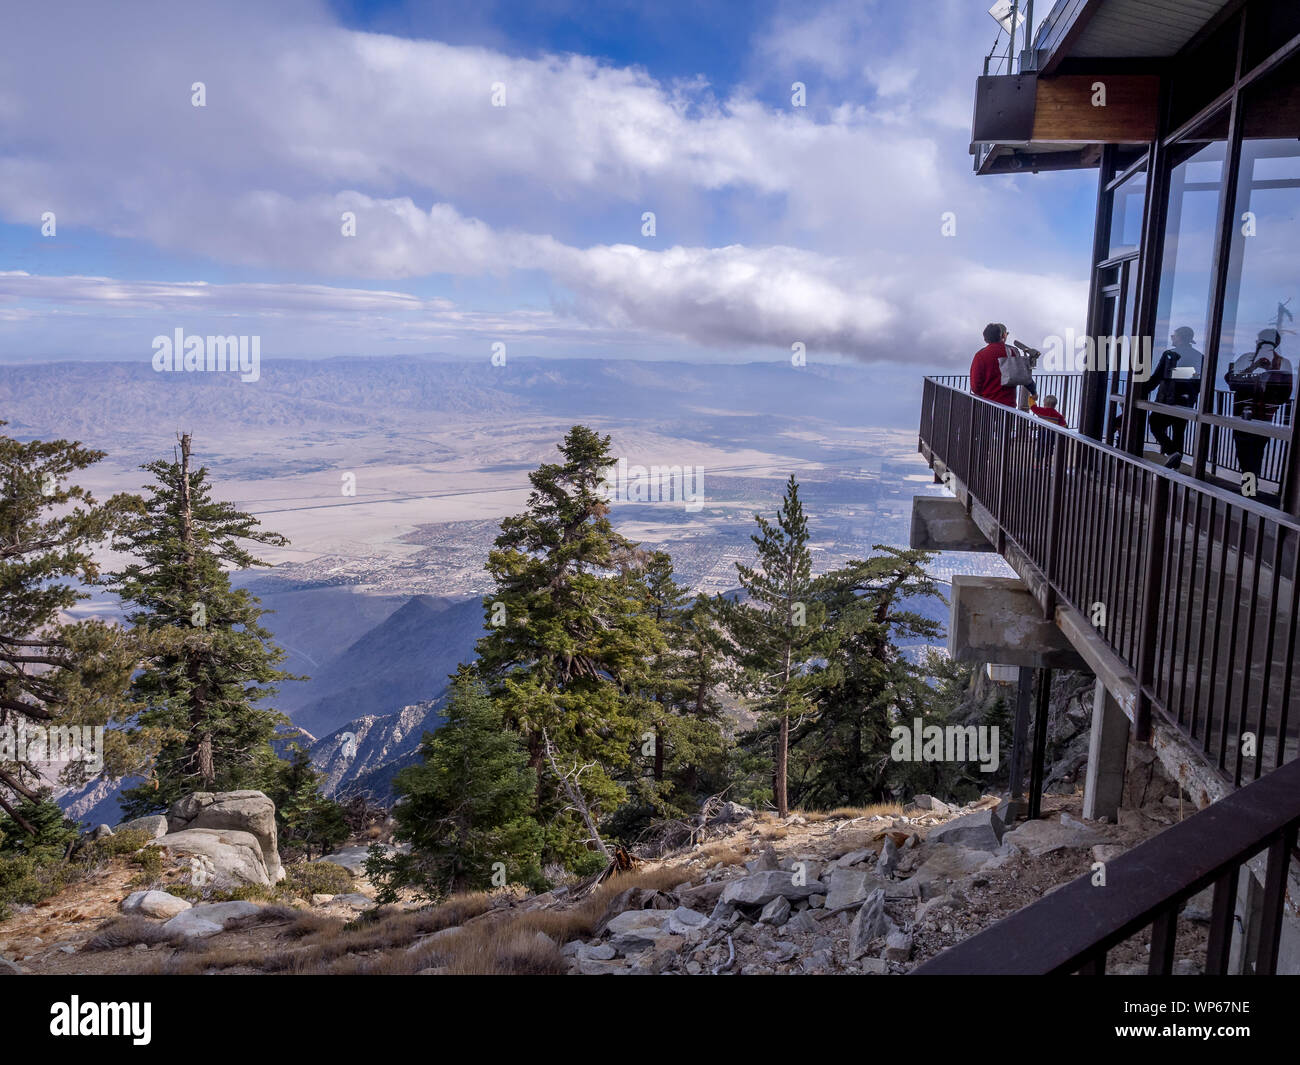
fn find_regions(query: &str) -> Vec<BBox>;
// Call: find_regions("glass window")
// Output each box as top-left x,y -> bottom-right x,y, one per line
1151,126 -> 1226,409
1213,52 -> 1299,494
1108,169 -> 1146,258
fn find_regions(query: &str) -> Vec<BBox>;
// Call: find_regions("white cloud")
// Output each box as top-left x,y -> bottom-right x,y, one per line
0,0 -> 1093,365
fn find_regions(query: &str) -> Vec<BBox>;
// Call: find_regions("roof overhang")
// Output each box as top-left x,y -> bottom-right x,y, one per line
1033,0 -> 1237,76
970,72 -> 1159,169
971,0 -> 1237,173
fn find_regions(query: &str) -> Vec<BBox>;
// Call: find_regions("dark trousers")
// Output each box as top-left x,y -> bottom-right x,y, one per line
1233,430 -> 1268,483
1149,413 -> 1189,456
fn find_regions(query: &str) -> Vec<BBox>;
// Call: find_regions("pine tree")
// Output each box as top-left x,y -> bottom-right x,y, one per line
0,798 -> 80,855
721,476 -> 828,818
629,553 -> 729,823
106,434 -> 298,815
267,746 -> 348,860
370,671 -> 542,900
0,423 -> 140,833
474,425 -> 660,862
792,547 -> 943,807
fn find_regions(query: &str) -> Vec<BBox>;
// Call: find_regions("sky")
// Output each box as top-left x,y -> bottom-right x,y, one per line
0,0 -> 1100,368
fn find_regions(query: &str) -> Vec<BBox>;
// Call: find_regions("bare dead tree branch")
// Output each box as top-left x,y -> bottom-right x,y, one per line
541,726 -> 611,860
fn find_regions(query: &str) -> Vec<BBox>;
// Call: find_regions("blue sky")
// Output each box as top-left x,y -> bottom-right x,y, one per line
0,0 -> 1098,366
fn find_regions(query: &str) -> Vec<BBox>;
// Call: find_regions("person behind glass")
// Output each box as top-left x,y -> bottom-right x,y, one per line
970,323 -> 1019,406
1224,328 -> 1293,487
1144,326 -> 1204,469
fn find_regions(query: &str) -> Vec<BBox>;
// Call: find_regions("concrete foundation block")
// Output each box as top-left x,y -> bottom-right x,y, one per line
910,496 -> 996,552
948,575 -> 1089,670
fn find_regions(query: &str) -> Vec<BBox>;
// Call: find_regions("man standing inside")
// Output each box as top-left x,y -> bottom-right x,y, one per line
970,323 -> 1019,406
1144,325 -> 1203,468
1226,328 -> 1293,489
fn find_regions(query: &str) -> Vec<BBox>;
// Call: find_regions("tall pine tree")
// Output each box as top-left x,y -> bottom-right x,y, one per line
721,476 -> 828,818
474,425 -> 660,862
0,423 -> 141,833
106,434 -> 297,814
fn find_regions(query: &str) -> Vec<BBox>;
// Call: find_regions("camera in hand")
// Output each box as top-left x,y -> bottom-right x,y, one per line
1012,339 -> 1042,366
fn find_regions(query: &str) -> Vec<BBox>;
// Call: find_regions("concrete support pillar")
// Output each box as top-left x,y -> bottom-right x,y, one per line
1229,865 -> 1259,975
1230,862 -> 1300,974
1082,680 -> 1129,821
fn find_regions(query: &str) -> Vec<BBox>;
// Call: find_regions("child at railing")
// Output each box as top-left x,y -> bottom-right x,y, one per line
1030,394 -> 1068,428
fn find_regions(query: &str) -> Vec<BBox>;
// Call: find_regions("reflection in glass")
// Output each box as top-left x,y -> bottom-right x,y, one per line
1216,55 -> 1300,494
1148,136 -> 1224,463
1153,138 -> 1225,370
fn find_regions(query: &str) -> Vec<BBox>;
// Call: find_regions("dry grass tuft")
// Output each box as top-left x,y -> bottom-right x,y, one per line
289,865 -> 690,974
138,867 -> 695,975
84,916 -> 175,952
815,803 -> 903,819
154,944 -> 271,974
436,925 -> 569,975
693,840 -> 750,867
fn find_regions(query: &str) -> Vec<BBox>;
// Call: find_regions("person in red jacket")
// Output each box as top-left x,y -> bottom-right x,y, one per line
970,323 -> 1018,406
1030,394 -> 1068,427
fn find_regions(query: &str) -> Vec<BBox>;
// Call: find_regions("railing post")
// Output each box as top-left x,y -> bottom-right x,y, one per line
1042,430 -> 1068,607
1147,908 -> 1178,975
944,385 -> 954,471
1255,823 -> 1300,975
1134,474 -> 1169,742
1204,867 -> 1240,975
966,393 -> 976,511
995,406 -> 1010,550
1028,667 -> 1053,820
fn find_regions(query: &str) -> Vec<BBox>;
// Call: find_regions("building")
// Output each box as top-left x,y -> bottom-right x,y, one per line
912,0 -> 1300,974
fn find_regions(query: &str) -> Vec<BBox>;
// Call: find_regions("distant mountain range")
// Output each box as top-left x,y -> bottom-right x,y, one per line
0,355 -> 925,459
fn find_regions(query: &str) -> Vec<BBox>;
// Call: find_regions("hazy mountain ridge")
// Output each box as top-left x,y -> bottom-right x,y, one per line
286,594 -> 485,740
0,355 -> 922,452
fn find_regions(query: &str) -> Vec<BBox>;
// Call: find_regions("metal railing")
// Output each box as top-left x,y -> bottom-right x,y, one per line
912,754 -> 1300,974
1209,392 -> 1293,487
919,377 -> 1300,786
981,0 -> 1037,76
1115,384 -> 1294,485
930,372 -> 1084,429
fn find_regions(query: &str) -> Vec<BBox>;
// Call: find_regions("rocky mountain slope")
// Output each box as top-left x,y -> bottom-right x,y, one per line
308,699 -> 447,800
4,785 -> 1209,977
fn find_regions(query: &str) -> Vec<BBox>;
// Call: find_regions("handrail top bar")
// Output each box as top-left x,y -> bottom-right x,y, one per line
923,376 -> 1300,533
911,756 -> 1300,975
